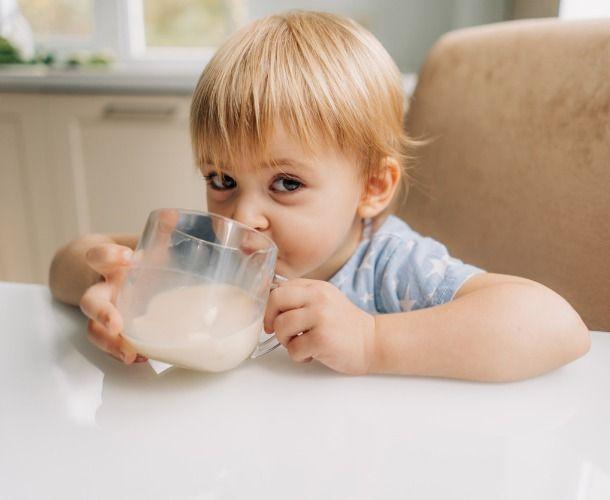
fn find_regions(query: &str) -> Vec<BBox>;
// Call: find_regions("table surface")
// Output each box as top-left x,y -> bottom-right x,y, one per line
2,282 -> 609,500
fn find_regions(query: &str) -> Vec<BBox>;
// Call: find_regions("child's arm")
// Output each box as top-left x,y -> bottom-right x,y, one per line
371,273 -> 591,381
49,233 -> 138,306
265,274 -> 590,382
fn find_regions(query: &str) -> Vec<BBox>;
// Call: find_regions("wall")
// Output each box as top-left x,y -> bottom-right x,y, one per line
248,0 -> 511,73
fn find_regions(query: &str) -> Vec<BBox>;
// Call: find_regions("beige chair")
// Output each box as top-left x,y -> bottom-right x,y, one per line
398,19 -> 610,331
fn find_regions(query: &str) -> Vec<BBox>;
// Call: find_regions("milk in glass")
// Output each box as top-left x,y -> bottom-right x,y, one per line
123,283 -> 263,372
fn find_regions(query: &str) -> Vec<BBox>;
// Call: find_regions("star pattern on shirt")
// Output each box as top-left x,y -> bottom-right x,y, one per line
425,288 -> 438,306
360,291 -> 374,305
425,255 -> 450,278
386,276 -> 398,292
399,284 -> 417,311
325,216 -> 482,316
404,239 -> 416,254
358,251 -> 375,271
424,254 -> 455,302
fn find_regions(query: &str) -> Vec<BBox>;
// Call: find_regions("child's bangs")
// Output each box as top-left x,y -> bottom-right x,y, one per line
193,93 -> 343,174
191,89 -> 330,174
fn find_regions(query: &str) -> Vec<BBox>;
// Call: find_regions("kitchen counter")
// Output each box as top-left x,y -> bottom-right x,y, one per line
0,65 -> 417,96
0,64 -> 204,95
2,281 -> 609,499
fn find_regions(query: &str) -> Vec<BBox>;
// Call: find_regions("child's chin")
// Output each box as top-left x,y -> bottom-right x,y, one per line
274,261 -> 298,280
274,262 -> 289,278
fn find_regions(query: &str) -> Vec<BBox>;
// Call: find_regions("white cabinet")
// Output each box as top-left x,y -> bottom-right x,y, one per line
0,95 -> 46,283
0,93 -> 205,285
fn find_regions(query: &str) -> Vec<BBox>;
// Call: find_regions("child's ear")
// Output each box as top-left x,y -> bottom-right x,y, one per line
358,157 -> 401,219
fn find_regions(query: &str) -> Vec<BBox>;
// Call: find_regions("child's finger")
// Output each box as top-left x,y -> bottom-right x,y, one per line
286,332 -> 317,363
87,319 -> 140,364
118,336 -> 140,364
85,243 -> 133,278
264,285 -> 311,333
87,318 -> 125,361
272,308 -> 314,346
79,281 -> 124,334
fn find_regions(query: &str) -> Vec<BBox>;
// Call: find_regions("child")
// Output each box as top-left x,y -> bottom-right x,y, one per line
49,11 -> 590,381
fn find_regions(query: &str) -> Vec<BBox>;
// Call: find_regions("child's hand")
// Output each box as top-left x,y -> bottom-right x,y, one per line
79,244 -> 146,364
264,279 -> 376,375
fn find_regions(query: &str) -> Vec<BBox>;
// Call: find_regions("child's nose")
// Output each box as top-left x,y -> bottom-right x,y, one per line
232,200 -> 270,233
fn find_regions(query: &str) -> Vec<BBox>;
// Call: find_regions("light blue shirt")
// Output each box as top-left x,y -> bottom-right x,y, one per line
329,215 -> 485,314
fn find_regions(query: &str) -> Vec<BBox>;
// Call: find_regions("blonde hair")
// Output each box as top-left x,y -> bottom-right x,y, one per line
190,10 -> 414,185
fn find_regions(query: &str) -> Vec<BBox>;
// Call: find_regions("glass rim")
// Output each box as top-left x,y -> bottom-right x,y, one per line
150,208 -> 278,254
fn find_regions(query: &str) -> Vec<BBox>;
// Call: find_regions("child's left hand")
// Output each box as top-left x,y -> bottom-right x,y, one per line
264,279 -> 376,375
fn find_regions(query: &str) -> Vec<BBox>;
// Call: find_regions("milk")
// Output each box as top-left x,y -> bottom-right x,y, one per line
123,283 -> 263,372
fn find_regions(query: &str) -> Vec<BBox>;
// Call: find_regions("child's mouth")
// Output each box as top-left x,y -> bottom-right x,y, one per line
240,245 -> 257,256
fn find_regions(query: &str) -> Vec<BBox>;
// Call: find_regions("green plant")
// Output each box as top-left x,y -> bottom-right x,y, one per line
0,36 -> 23,64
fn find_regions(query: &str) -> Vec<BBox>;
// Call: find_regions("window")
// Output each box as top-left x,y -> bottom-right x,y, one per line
135,0 -> 246,62
8,0 -> 244,63
19,0 -> 92,39
144,0 -> 243,49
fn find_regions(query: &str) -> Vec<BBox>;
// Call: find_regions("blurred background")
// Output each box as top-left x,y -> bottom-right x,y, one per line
1,0 -> 609,285
5,0 -> 610,72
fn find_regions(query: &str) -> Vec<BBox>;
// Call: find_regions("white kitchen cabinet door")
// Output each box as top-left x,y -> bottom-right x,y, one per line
0,93 -> 205,285
48,95 -> 205,240
0,94 -> 53,284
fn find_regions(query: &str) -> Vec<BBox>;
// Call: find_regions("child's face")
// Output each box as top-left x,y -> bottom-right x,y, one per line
202,127 -> 366,280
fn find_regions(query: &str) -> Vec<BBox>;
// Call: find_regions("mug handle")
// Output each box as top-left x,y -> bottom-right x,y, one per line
250,274 -> 287,359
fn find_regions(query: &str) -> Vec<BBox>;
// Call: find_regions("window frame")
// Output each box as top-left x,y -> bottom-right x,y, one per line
95,0 -> 218,63
6,0 -> 236,64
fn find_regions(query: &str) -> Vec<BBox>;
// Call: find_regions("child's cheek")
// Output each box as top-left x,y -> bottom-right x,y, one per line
277,222 -> 339,274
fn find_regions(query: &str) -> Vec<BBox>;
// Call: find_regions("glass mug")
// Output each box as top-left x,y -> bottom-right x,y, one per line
117,208 -> 284,372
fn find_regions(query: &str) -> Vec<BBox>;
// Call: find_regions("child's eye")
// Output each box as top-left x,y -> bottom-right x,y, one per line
271,176 -> 303,193
205,172 -> 237,191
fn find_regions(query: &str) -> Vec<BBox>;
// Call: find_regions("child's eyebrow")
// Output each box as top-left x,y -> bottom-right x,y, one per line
264,158 -> 312,171
201,158 -> 312,171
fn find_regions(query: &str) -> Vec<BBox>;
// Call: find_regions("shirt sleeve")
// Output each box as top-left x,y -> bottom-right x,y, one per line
375,234 -> 485,313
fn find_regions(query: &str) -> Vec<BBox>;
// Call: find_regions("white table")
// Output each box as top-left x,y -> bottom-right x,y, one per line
2,282 -> 610,500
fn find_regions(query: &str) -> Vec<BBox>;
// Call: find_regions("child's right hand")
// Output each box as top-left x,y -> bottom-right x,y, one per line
79,243 -> 146,364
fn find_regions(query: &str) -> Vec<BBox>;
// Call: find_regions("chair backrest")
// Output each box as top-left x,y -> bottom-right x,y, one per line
398,19 -> 610,330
